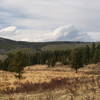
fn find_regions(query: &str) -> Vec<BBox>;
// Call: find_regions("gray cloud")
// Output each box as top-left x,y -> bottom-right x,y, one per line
52,25 -> 92,42
0,25 -> 100,42
0,0 -> 100,41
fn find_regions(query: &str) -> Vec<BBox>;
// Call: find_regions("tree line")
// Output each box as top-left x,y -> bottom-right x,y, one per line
0,43 -> 100,78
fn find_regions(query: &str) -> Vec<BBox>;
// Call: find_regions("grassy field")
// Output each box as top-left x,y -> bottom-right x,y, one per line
41,43 -> 87,51
0,64 -> 100,100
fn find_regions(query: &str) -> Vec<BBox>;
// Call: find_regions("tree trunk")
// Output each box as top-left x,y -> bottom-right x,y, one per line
75,68 -> 78,73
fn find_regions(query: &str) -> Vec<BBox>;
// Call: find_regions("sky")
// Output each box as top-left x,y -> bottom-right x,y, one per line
0,0 -> 100,42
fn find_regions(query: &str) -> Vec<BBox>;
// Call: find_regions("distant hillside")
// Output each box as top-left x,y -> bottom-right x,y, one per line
0,37 -> 99,53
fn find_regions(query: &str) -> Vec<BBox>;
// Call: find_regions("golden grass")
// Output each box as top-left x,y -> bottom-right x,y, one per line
0,64 -> 100,100
0,64 -> 99,90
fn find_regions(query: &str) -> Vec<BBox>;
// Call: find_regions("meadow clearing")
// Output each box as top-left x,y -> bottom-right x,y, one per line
0,64 -> 100,100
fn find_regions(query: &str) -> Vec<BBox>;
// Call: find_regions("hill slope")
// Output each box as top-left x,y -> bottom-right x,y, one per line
0,37 -> 99,53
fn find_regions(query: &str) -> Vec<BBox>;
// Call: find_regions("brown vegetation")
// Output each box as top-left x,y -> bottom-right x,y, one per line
0,64 -> 100,100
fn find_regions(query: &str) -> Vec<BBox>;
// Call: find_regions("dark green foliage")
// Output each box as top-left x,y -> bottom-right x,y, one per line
97,44 -> 100,49
90,43 -> 100,63
91,43 -> 96,59
93,49 -> 100,63
70,48 -> 84,73
2,58 -> 9,70
0,60 -> 2,69
7,51 -> 27,79
83,45 -> 90,64
0,42 -> 100,74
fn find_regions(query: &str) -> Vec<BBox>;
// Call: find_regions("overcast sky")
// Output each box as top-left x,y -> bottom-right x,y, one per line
0,0 -> 100,42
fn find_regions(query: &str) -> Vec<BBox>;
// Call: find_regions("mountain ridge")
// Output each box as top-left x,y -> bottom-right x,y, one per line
0,37 -> 99,54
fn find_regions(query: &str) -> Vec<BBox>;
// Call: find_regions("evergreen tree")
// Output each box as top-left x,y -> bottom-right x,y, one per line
91,43 -> 96,60
71,48 -> 84,73
2,58 -> 9,70
93,49 -> 100,63
84,45 -> 90,64
9,51 -> 26,79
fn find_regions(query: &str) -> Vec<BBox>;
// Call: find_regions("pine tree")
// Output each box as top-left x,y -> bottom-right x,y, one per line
91,43 -> 96,60
84,45 -> 90,64
2,58 -> 9,70
71,48 -> 84,73
93,49 -> 100,63
9,51 -> 26,79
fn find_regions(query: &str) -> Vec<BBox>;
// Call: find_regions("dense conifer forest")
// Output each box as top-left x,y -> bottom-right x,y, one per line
0,42 -> 100,78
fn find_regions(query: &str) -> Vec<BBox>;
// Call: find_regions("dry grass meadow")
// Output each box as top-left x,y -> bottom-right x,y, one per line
0,64 -> 100,100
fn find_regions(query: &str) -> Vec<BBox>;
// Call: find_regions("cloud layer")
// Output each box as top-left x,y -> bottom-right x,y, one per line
52,25 -> 92,42
0,25 -> 100,42
0,0 -> 100,41
0,26 -> 16,33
